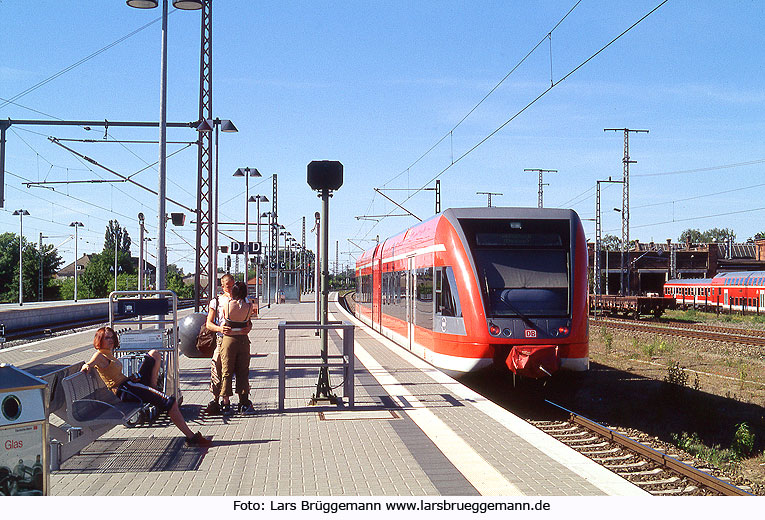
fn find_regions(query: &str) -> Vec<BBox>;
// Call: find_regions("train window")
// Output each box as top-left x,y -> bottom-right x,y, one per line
415,268 -> 434,329
476,249 -> 569,317
436,266 -> 462,317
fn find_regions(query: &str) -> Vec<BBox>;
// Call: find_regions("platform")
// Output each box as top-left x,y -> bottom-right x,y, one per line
3,296 -> 646,497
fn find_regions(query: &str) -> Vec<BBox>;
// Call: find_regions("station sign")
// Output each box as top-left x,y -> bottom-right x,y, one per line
231,242 -> 261,255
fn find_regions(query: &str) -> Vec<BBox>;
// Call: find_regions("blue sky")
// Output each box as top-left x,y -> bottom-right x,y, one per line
2,1 -> 764,276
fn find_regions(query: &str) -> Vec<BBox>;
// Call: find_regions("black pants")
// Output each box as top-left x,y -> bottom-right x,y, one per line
116,354 -> 175,411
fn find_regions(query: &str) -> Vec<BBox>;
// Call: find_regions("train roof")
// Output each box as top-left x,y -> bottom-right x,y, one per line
356,206 -> 582,268
442,206 -> 580,222
715,271 -> 765,279
665,271 -> 765,285
664,277 -> 714,285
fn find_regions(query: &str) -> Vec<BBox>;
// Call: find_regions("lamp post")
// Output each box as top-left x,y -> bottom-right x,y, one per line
198,118 -> 238,287
249,194 -> 269,302
261,211 -> 272,307
69,222 -> 83,302
126,0 -> 203,290
13,209 -> 29,306
234,167 -> 261,285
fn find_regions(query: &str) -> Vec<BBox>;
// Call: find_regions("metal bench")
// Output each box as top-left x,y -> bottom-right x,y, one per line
61,370 -> 143,429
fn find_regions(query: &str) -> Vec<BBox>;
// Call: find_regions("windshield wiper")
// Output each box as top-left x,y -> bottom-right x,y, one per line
498,289 -> 536,328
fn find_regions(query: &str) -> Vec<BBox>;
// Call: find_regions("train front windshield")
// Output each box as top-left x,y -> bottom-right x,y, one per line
464,218 -> 571,318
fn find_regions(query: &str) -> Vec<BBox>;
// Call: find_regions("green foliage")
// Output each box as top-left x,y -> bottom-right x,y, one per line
731,423 -> 755,459
601,234 -> 621,251
671,432 -> 739,468
0,232 -> 63,303
679,227 -> 735,244
673,423 -> 756,466
641,338 -> 674,357
103,219 -> 132,260
600,325 -> 614,353
167,271 -> 193,299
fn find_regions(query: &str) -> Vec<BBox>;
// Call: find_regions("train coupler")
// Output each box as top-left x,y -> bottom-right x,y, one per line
507,345 -> 560,379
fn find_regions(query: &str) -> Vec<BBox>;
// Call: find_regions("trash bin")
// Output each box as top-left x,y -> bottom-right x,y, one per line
0,364 -> 48,495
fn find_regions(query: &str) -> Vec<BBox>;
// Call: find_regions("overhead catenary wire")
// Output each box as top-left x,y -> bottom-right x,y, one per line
357,0 -> 669,243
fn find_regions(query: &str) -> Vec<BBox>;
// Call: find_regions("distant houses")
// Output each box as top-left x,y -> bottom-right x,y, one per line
56,254 -> 156,279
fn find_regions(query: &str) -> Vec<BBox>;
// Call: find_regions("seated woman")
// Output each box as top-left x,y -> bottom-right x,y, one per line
81,326 -> 211,447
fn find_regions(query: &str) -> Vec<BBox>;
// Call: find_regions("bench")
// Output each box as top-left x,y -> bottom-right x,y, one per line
61,370 -> 143,429
43,368 -> 145,470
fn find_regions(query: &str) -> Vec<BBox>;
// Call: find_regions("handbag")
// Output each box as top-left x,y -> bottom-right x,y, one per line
195,296 -> 218,358
196,324 -> 216,358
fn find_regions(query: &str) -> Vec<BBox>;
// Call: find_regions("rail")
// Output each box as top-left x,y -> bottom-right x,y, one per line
545,400 -> 751,496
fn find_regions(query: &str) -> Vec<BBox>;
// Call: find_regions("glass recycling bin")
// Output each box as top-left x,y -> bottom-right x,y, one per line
0,364 -> 48,496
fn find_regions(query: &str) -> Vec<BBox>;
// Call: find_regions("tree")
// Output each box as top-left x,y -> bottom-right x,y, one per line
104,220 -> 133,273
0,232 -> 63,303
167,270 -> 193,299
679,228 -> 736,244
703,227 -> 735,243
601,234 -> 621,251
679,229 -> 704,244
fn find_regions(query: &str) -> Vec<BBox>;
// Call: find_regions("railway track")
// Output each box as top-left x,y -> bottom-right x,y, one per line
342,292 -> 758,495
530,401 -> 752,496
592,317 -> 765,346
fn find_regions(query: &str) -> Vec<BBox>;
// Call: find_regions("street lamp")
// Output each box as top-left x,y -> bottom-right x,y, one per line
69,222 -> 83,301
233,167 -> 261,284
126,0 -> 202,291
13,209 -> 29,306
249,194 -> 269,302
198,118 -> 238,288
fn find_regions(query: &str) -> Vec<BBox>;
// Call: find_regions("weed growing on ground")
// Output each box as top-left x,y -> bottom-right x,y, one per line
731,423 -> 755,459
737,361 -> 749,391
640,338 -> 675,358
672,432 -> 740,470
600,325 -> 613,353
665,361 -> 689,387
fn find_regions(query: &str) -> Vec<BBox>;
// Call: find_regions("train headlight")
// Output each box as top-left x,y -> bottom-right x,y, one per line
489,323 -> 501,336
558,327 -> 569,336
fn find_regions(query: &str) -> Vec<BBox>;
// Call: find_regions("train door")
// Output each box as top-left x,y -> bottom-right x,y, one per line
406,256 -> 416,351
375,256 -> 382,332
724,289 -> 729,307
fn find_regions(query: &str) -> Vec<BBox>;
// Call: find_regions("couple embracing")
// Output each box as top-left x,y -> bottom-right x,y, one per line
205,273 -> 257,415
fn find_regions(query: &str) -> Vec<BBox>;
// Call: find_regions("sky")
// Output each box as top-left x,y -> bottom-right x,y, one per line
2,1 -> 764,277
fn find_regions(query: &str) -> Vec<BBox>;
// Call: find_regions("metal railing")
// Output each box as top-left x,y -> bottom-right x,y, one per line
277,320 -> 354,411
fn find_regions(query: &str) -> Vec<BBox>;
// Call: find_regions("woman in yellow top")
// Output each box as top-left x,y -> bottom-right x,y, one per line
81,326 -> 211,447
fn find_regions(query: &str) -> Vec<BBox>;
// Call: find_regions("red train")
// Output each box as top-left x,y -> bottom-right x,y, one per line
355,207 -> 589,379
664,271 -> 765,312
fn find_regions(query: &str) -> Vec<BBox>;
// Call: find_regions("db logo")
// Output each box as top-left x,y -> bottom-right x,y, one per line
524,329 -> 537,338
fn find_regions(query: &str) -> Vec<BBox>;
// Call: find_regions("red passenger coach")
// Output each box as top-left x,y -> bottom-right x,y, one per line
355,207 -> 589,379
664,271 -> 765,313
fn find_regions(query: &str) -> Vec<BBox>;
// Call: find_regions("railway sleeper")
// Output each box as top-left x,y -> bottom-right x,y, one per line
538,425 -> 579,433
651,486 -> 699,496
634,476 -> 680,486
574,441 -> 610,449
607,460 -> 649,470
564,435 -> 600,443
580,447 -> 622,456
598,454 -> 636,463
618,468 -> 662,477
